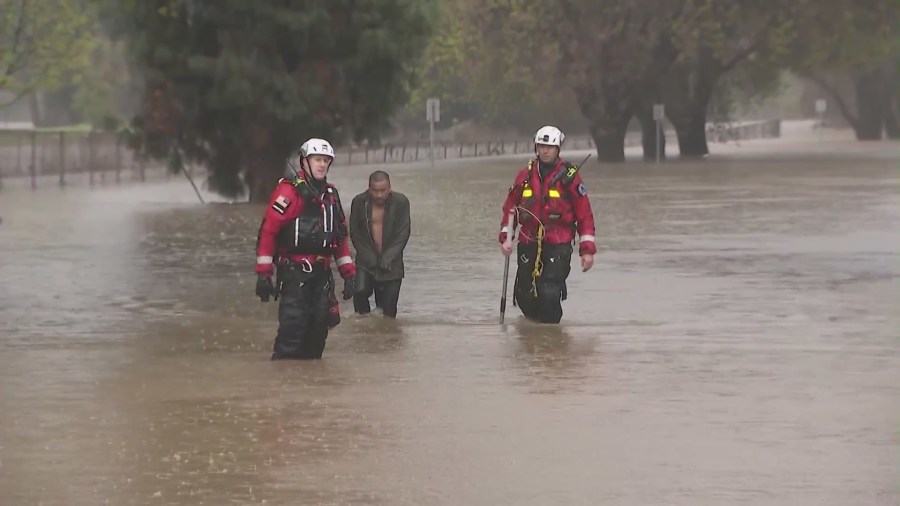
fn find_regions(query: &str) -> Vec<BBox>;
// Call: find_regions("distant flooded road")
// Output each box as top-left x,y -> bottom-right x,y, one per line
1,138 -> 898,505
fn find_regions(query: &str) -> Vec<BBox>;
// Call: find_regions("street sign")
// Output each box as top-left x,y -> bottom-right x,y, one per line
653,104 -> 664,164
815,99 -> 827,141
426,98 -> 441,123
426,98 -> 440,171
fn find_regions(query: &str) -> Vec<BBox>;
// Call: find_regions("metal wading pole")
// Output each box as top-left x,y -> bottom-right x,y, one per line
500,210 -> 515,324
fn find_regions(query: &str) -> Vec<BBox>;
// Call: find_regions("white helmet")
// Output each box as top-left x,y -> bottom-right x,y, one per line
534,125 -> 565,147
299,138 -> 335,159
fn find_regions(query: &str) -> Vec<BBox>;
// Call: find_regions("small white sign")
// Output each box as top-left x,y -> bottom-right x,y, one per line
426,98 -> 441,123
815,99 -> 826,114
653,104 -> 665,121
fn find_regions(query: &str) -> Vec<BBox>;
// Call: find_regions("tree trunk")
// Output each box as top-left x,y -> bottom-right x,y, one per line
661,64 -> 715,159
672,77 -> 714,158
244,169 -> 263,203
243,148 -> 291,203
588,113 -> 632,163
246,160 -> 282,203
638,106 -> 666,161
853,69 -> 885,141
884,104 -> 900,139
675,104 -> 710,158
572,76 -> 636,163
883,63 -> 900,139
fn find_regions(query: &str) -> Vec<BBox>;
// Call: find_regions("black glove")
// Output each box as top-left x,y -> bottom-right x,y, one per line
342,276 -> 355,300
256,275 -> 275,302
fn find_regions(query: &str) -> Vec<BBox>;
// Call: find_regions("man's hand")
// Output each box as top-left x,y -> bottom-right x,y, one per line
256,275 -> 276,302
342,276 -> 356,300
499,231 -> 513,256
580,254 -> 594,272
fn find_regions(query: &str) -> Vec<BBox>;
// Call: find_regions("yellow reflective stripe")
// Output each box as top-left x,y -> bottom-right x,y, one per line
522,188 -> 562,198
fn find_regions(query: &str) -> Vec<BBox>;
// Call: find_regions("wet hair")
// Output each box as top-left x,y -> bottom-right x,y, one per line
369,170 -> 390,187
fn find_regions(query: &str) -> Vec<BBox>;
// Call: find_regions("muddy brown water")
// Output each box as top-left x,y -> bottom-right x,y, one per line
1,140 -> 898,505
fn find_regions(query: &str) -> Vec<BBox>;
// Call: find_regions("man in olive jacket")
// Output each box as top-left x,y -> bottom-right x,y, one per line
349,170 -> 411,318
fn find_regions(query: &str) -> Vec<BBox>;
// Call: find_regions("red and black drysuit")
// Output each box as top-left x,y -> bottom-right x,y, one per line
256,177 -> 356,359
498,157 -> 597,323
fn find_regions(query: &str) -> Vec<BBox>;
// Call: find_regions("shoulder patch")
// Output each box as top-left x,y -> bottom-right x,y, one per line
272,195 -> 291,214
577,183 -> 588,196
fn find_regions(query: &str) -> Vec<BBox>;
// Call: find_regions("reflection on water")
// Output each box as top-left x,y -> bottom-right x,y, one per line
1,141 -> 899,505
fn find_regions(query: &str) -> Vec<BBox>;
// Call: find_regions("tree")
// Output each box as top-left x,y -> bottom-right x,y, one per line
105,0 -> 435,201
407,0 -> 584,136
69,36 -> 139,130
655,0 -> 795,157
788,0 -> 900,140
0,0 -> 97,107
405,0 -> 476,128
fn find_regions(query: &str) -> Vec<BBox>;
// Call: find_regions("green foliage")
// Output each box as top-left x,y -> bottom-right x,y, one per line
412,0 -> 897,147
660,1 -> 796,135
787,0 -> 900,73
408,0 -> 584,134
105,0 -> 436,199
69,37 -> 136,130
0,0 -> 98,105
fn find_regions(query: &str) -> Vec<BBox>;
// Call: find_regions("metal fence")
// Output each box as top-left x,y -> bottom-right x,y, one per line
0,130 -> 164,189
0,120 -> 780,189
331,135 -> 597,165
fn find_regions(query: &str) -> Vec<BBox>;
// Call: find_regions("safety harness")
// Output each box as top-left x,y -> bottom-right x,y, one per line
276,176 -> 347,257
517,159 -> 580,298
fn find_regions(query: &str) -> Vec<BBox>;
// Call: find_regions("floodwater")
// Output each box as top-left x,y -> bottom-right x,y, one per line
1,137 -> 898,505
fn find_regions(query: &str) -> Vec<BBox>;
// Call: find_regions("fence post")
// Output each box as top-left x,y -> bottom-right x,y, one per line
58,132 -> 66,187
98,132 -> 105,184
30,132 -> 36,190
88,131 -> 95,186
16,133 -> 22,175
115,137 -> 122,183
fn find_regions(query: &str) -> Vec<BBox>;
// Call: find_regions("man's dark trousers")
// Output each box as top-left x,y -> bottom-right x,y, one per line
352,269 -> 402,318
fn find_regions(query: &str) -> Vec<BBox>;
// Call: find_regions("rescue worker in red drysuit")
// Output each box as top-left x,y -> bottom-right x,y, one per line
255,138 -> 357,359
498,125 -> 597,324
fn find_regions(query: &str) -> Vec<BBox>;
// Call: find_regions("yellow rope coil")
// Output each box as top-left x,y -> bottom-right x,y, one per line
530,223 -> 544,298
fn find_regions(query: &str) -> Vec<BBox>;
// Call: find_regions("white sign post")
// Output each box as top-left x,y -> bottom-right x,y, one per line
426,98 -> 440,170
815,99 -> 826,139
652,104 -> 665,164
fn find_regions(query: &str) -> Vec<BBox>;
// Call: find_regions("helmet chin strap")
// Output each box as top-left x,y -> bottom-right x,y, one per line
297,157 -> 309,179
300,156 -> 333,189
